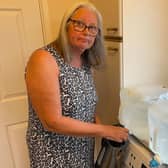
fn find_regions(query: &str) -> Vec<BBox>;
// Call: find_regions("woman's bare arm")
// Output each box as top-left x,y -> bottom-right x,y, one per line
25,49 -> 128,142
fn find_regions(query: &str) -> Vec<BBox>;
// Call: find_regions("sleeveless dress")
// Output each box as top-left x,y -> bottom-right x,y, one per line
26,45 -> 97,168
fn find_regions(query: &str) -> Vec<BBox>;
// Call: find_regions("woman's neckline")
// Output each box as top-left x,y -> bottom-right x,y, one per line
50,45 -> 85,71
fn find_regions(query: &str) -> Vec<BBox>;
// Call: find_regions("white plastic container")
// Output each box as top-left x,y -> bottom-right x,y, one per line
148,100 -> 168,164
119,85 -> 168,142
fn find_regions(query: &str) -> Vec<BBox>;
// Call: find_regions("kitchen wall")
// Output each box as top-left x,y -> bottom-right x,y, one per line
122,0 -> 168,87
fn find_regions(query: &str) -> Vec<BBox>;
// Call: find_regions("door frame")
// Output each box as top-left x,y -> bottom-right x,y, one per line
38,0 -> 52,44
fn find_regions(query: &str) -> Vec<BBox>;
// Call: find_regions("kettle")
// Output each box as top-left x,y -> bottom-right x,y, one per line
95,138 -> 128,168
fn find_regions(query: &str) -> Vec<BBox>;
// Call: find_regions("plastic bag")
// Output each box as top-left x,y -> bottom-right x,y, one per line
119,85 -> 168,142
148,100 -> 168,164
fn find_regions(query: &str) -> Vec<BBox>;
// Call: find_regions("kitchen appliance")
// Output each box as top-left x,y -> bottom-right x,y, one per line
123,135 -> 168,168
95,137 -> 128,168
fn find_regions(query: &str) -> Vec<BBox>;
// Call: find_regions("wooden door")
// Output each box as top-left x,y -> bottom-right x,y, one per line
0,0 -> 44,167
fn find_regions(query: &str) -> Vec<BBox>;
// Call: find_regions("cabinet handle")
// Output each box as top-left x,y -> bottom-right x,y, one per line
107,47 -> 119,52
106,28 -> 118,35
106,27 -> 118,31
107,47 -> 119,56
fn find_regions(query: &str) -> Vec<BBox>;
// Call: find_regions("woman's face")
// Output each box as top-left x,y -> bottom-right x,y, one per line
67,7 -> 98,53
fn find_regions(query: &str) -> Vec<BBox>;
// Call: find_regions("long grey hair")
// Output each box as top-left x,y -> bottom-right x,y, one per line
56,1 -> 106,69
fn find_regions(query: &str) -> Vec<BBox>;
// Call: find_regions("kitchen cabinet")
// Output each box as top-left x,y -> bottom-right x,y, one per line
90,0 -> 122,37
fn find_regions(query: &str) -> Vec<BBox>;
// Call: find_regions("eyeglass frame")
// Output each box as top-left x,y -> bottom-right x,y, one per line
67,18 -> 100,36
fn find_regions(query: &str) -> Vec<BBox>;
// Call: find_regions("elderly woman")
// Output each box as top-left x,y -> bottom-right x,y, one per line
25,2 -> 128,168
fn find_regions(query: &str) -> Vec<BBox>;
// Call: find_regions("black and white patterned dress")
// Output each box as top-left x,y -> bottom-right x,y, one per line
26,45 -> 97,168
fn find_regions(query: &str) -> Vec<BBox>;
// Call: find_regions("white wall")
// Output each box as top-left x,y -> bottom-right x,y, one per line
122,0 -> 168,87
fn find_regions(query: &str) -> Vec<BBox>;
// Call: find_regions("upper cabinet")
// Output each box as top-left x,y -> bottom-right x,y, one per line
90,0 -> 122,37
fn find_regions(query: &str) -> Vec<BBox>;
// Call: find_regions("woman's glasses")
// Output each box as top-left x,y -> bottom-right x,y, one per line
68,18 -> 99,36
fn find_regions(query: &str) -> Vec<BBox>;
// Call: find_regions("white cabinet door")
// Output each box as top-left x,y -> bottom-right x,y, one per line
0,0 -> 44,167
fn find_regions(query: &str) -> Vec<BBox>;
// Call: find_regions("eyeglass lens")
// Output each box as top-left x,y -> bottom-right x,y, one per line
69,19 -> 98,36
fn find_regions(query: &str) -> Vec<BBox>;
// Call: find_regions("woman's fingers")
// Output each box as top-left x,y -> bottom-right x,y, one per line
104,125 -> 129,142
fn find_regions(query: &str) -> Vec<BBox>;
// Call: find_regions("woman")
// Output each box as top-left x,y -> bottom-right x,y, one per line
25,2 -> 129,168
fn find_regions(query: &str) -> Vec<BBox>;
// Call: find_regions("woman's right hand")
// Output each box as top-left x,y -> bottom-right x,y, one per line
103,125 -> 129,142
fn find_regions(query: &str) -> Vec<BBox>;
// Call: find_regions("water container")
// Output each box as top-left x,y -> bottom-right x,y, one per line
119,85 -> 168,142
148,100 -> 168,164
